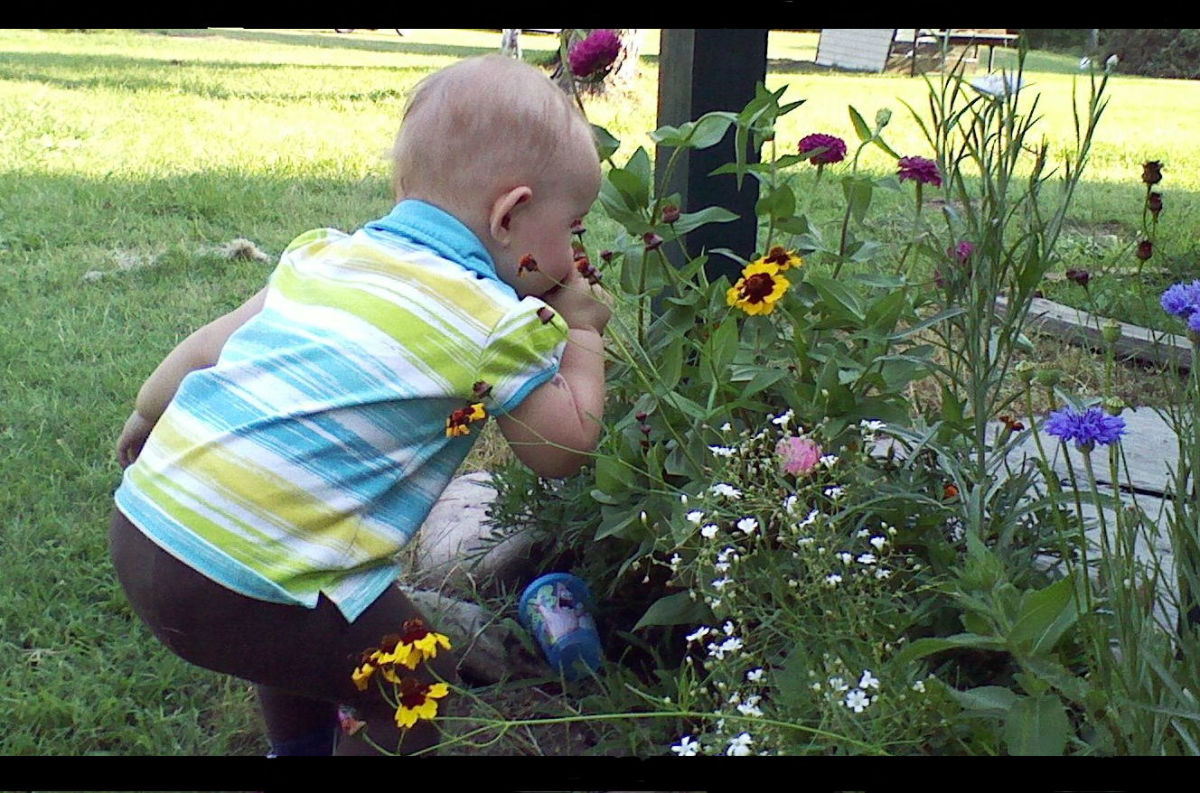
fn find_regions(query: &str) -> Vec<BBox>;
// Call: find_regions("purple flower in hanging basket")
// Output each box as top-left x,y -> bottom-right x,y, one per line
897,156 -> 942,187
569,29 -> 622,79
798,133 -> 847,165
1044,406 -> 1125,451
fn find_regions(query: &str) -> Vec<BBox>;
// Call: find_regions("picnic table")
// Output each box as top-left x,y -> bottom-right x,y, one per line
895,28 -> 1020,75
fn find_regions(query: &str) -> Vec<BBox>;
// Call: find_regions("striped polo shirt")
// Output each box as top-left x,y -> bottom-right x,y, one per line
115,200 -> 568,621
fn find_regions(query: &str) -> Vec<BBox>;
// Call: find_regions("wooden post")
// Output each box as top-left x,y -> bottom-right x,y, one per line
655,29 -> 768,285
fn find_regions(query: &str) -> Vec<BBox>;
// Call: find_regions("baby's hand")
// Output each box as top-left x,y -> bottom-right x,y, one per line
116,411 -> 155,468
541,269 -> 611,335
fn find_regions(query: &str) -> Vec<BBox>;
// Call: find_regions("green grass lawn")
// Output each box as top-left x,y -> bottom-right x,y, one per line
3,27 -> 1199,756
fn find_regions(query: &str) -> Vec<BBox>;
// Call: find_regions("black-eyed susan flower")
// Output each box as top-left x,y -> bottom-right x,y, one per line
388,619 -> 453,670
760,246 -> 803,271
446,403 -> 487,438
394,677 -> 451,729
351,658 -> 377,692
726,261 -> 790,316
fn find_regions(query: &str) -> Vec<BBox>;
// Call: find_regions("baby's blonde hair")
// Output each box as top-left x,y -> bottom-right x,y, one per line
392,55 -> 590,209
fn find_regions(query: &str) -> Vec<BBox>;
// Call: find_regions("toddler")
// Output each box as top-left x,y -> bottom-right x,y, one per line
109,54 -> 609,756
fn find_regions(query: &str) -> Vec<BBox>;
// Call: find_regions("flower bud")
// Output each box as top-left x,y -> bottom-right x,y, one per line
1142,160 -> 1163,186
635,411 -> 648,422
1102,320 -> 1122,346
661,204 -> 681,224
600,249 -> 614,262
1147,191 -> 1163,217
1014,360 -> 1036,384
875,108 -> 892,129
1137,239 -> 1153,261
570,218 -> 586,236
1066,268 -> 1090,287
1034,368 -> 1062,387
643,232 -> 663,251
1103,396 -> 1125,416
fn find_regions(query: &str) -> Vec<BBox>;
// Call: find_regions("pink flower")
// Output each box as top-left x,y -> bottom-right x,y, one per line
777,436 -> 823,476
798,133 -> 847,165
951,241 -> 973,264
897,156 -> 942,187
569,29 -> 622,79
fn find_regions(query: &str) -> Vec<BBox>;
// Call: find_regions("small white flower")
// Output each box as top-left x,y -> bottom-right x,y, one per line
736,517 -> 758,534
825,573 -> 843,587
714,561 -> 730,573
720,422 -> 733,432
845,688 -> 871,713
811,681 -> 822,692
828,676 -> 849,692
859,670 -> 880,690
870,535 -> 887,551
721,637 -> 743,654
1105,53 -> 1119,70
859,419 -> 886,433
875,567 -> 892,580
1079,56 -> 1092,70
799,508 -> 819,528
709,445 -> 736,458
723,621 -> 736,636
836,552 -> 853,565
912,680 -> 926,693
679,493 -> 689,506
736,698 -> 763,717
819,454 -> 839,468
855,528 -> 871,538
824,486 -> 844,500
708,597 -> 722,609
711,577 -> 731,590
711,483 -> 742,499
783,494 -> 798,514
716,546 -> 738,564
669,553 -> 682,569
771,409 -> 794,428
747,667 -> 764,682
686,510 -> 705,524
787,577 -> 799,587
726,732 -> 754,756
671,735 -> 700,756
701,524 -> 720,539
685,626 -> 710,643
857,553 -> 877,565
797,537 -> 815,547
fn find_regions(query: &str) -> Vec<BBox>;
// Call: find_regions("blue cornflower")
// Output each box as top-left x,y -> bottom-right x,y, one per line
1161,281 -> 1200,318
1190,312 -> 1200,334
1044,406 -> 1126,451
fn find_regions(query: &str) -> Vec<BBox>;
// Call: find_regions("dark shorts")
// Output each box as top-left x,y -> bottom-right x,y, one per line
108,508 -> 457,718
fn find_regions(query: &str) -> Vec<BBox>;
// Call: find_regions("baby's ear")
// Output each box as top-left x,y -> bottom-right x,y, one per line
488,185 -> 533,245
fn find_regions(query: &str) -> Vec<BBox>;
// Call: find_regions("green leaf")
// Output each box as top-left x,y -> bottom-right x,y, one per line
671,206 -> 739,237
1007,575 -> 1079,655
808,275 -> 865,323
894,632 -> 1007,666
1004,694 -> 1071,756
609,166 -> 649,210
946,685 -> 1018,715
633,591 -> 711,630
593,455 -> 629,499
591,124 -> 620,161
689,113 -> 736,149
595,508 -> 640,541
849,105 -> 873,143
708,318 -> 740,378
657,336 -> 683,390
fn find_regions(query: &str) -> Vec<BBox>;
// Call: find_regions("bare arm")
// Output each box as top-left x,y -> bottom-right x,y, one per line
496,273 -> 610,478
116,287 -> 267,467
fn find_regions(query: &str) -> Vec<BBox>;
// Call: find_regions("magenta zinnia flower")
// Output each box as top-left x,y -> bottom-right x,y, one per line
897,156 -> 942,187
798,133 -> 847,165
776,436 -> 822,476
568,29 -> 622,79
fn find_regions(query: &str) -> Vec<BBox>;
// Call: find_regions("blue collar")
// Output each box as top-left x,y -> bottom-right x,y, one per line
364,199 -> 500,282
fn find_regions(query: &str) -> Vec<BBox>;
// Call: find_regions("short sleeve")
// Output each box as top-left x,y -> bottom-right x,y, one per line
477,296 -> 570,415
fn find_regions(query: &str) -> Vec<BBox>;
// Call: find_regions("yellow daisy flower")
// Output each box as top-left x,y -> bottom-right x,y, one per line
351,661 -> 376,692
394,679 -> 451,729
760,245 -> 803,271
727,261 -> 790,316
393,619 -> 453,670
